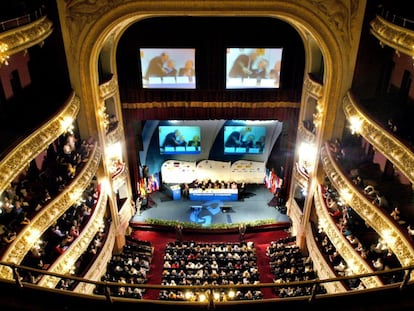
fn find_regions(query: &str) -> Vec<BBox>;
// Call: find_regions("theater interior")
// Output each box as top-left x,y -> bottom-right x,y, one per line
1,1 -> 414,310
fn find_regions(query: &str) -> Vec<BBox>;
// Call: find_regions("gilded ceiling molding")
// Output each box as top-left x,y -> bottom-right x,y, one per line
314,184 -> 382,288
305,224 -> 348,293
38,185 -> 108,289
320,144 -> 414,270
0,93 -> 80,195
0,16 -> 53,56
370,15 -> 414,58
99,76 -> 118,99
122,101 -> 300,110
0,146 -> 101,280
74,224 -> 116,294
343,92 -> 414,185
60,0 -> 357,80
307,0 -> 360,47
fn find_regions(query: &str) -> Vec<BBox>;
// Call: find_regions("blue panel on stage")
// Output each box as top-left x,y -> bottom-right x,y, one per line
189,189 -> 238,201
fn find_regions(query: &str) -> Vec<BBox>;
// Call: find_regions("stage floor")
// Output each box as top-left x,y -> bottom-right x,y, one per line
131,184 -> 290,226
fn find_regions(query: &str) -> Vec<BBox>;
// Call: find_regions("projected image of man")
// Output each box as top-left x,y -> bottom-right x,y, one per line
225,127 -> 251,147
144,52 -> 170,79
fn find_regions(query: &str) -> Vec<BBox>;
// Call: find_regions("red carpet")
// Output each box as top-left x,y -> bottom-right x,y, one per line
132,228 -> 288,299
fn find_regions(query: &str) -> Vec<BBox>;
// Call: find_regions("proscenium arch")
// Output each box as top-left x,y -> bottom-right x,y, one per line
60,0 -> 362,252
71,2 -> 348,143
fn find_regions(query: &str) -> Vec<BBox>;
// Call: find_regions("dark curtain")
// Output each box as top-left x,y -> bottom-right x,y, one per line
123,101 -> 299,196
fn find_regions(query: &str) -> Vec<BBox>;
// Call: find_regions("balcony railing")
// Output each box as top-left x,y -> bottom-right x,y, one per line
0,7 -> 46,33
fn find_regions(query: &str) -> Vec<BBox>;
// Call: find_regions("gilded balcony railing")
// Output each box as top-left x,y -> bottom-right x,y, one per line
314,184 -> 382,289
343,92 -> 414,186
321,143 -> 414,274
38,183 -> 108,289
0,145 -> 101,279
0,93 -> 80,195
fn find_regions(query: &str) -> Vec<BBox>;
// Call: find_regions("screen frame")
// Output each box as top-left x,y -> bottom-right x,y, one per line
223,125 -> 266,155
225,47 -> 283,90
158,125 -> 202,155
139,48 -> 197,89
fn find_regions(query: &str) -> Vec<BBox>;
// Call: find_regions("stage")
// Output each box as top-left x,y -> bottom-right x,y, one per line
131,183 -> 290,226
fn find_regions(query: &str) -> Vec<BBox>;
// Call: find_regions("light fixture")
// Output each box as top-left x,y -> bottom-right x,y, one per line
60,116 -> 74,133
349,116 -> 362,135
0,42 -> 10,66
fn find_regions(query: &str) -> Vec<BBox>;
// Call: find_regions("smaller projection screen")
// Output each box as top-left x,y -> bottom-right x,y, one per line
140,48 -> 196,89
159,125 -> 201,154
224,125 -> 266,154
226,47 -> 283,89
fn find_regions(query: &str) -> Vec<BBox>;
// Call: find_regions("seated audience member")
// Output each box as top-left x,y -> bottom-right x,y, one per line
2,229 -> 17,244
390,206 -> 401,222
364,185 -> 378,198
407,224 -> 414,237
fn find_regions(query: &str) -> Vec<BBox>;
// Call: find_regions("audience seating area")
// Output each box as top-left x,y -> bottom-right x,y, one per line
94,238 -> 153,299
266,236 -> 326,297
159,240 -> 262,301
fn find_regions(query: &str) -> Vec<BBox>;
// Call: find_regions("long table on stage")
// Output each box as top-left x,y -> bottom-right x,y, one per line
189,188 -> 238,201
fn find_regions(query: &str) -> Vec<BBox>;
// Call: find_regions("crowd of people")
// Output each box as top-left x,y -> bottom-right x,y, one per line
321,176 -> 403,285
0,131 -> 95,254
267,236 -> 326,297
159,240 -> 262,301
94,237 -> 153,298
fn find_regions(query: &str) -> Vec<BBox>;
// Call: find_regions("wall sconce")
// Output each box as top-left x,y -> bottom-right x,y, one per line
98,104 -> 109,130
60,116 -> 74,133
298,142 -> 316,173
313,102 -> 323,129
348,116 -> 362,135
0,42 -> 10,66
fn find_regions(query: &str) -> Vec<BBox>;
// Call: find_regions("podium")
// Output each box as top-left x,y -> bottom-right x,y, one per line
170,184 -> 181,200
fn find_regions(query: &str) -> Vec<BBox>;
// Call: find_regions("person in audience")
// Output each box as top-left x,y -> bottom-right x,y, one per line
407,224 -> 414,237
390,206 -> 401,221
372,257 -> 384,271
2,229 -> 17,244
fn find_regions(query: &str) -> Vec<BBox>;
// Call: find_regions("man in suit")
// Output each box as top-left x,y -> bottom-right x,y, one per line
144,52 -> 170,79
229,50 -> 259,78
225,127 -> 251,147
178,60 -> 195,79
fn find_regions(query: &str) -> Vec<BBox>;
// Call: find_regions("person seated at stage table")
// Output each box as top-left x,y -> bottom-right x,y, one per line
255,135 -> 265,152
162,129 -> 183,148
225,127 -> 251,148
187,135 -> 200,149
241,134 -> 255,151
